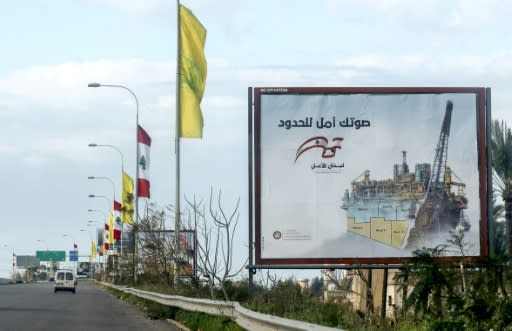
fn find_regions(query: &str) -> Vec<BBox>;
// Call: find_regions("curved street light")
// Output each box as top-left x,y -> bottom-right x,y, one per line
88,143 -> 125,172
36,239 -> 48,251
88,82 -> 139,222
62,234 -> 77,250
80,229 -> 94,248
88,176 -> 116,203
88,194 -> 111,211
88,209 -> 107,224
89,81 -> 140,283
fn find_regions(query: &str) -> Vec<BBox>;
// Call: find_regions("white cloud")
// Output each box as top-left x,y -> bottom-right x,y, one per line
0,59 -> 174,113
204,96 -> 244,109
86,0 -> 173,14
2,48 -> 512,168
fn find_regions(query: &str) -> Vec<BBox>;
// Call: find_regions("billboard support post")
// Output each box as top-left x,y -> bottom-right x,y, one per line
486,88 -> 494,258
248,87 -> 255,299
381,267 -> 388,319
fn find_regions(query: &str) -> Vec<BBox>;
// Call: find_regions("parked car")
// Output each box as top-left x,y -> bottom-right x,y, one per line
54,270 -> 76,294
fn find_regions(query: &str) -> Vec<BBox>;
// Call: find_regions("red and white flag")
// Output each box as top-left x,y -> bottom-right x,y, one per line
104,220 -> 110,250
137,125 -> 151,198
103,229 -> 110,251
113,200 -> 122,241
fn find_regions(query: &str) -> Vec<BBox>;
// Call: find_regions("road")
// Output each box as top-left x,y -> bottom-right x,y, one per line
0,280 -> 181,331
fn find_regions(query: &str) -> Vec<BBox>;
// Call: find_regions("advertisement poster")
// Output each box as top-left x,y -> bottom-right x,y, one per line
255,88 -> 488,264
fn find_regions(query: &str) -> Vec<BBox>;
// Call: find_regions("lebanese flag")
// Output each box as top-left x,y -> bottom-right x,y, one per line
103,226 -> 110,250
113,200 -> 122,241
137,125 -> 151,198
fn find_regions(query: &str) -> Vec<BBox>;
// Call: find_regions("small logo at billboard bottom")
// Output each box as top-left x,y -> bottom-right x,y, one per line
273,231 -> 282,240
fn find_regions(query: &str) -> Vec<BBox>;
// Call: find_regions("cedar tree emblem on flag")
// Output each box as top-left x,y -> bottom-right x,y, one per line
137,125 -> 151,198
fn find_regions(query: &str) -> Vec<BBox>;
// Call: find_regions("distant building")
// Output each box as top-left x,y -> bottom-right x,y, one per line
297,278 -> 309,290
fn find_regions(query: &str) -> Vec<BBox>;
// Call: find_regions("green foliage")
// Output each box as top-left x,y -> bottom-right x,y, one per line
175,310 -> 244,331
221,279 -> 249,303
104,285 -> 242,330
145,301 -> 178,320
310,276 -> 324,297
105,254 -> 512,331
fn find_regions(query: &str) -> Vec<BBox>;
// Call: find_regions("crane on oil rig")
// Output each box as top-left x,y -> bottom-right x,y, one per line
428,100 -> 453,196
406,100 -> 470,249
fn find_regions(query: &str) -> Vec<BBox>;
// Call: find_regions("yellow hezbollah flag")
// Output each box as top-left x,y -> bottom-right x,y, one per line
179,4 -> 207,138
91,241 -> 97,259
109,211 -> 115,244
122,171 -> 134,224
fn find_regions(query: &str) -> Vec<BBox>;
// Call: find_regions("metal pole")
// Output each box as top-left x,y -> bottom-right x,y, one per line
12,249 -> 15,280
174,0 -> 182,288
381,268 -> 388,319
94,85 -> 139,223
248,87 -> 254,299
485,88 -> 494,257
88,144 -> 125,256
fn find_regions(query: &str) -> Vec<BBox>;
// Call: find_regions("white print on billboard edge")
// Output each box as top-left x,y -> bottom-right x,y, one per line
259,92 -> 481,260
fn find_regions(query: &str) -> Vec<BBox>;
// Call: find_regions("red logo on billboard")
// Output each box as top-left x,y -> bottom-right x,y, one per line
295,136 -> 344,162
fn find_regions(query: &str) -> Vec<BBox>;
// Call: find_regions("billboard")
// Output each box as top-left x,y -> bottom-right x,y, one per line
36,251 -> 66,262
138,230 -> 197,277
254,87 -> 489,265
78,262 -> 90,276
16,256 -> 40,268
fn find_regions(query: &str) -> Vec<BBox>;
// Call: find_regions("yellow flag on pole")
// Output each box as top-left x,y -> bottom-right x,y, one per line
122,171 -> 134,224
179,4 -> 207,138
91,241 -> 97,259
109,211 -> 115,244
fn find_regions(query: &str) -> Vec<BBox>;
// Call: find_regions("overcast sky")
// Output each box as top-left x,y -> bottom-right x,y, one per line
1,0 -> 511,279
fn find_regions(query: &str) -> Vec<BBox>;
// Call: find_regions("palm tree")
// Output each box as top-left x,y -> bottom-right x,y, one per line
491,119 -> 512,257
402,245 -> 457,318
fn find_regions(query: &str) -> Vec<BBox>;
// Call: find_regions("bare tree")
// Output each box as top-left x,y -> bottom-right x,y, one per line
136,202 -> 176,284
184,187 -> 247,300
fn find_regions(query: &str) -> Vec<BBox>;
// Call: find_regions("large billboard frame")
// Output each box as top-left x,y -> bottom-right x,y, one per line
253,87 -> 490,267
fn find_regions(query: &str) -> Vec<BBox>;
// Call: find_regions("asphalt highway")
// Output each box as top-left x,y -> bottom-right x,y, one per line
0,280 -> 181,331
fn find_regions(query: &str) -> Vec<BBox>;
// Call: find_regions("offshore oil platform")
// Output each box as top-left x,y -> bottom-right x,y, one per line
341,100 -> 470,249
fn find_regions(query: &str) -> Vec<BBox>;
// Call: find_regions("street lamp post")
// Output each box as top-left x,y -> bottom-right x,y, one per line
88,148 -> 125,256
89,194 -> 111,211
88,176 -> 116,204
36,239 -> 48,251
88,209 -> 107,223
87,82 -> 139,222
62,234 -> 76,249
80,229 -> 95,277
2,245 -> 15,280
63,234 -> 77,275
88,209 -> 108,275
88,143 -> 125,171
88,82 -> 140,283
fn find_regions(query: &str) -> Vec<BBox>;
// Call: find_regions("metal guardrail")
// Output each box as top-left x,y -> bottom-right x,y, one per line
103,283 -> 343,331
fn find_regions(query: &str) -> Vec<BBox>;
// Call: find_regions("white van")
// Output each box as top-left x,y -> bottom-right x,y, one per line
54,270 -> 76,294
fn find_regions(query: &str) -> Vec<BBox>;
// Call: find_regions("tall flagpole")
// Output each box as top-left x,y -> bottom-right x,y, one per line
174,0 -> 182,288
